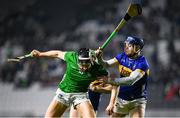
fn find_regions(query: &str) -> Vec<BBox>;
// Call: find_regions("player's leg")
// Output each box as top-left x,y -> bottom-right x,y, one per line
111,98 -> 128,118
129,104 -> 146,118
69,90 -> 100,117
45,99 -> 67,117
45,88 -> 69,117
76,100 -> 96,118
88,89 -> 101,114
69,105 -> 80,117
72,92 -> 96,117
129,98 -> 146,118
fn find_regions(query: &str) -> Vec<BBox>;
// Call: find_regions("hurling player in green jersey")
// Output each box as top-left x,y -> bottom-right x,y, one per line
31,48 -> 112,118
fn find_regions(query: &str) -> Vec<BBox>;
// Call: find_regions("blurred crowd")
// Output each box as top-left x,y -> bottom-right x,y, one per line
0,0 -> 179,103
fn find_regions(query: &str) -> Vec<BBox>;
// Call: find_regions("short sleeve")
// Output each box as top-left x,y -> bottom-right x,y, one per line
64,51 -> 77,62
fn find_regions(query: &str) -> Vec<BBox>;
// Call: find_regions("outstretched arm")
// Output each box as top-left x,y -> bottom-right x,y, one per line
31,50 -> 66,60
108,69 -> 145,86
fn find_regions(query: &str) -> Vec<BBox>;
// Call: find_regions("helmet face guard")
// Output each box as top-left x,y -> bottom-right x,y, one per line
78,58 -> 91,67
78,48 -> 92,71
125,36 -> 144,50
124,36 -> 144,58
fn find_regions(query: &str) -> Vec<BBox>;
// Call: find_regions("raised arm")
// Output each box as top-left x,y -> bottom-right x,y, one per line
96,47 -> 118,68
31,49 -> 66,60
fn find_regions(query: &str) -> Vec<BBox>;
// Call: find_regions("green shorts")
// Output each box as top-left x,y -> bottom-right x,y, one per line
113,97 -> 147,115
54,88 -> 90,108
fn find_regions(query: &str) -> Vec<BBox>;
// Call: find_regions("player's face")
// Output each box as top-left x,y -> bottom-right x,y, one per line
78,60 -> 92,72
124,41 -> 136,57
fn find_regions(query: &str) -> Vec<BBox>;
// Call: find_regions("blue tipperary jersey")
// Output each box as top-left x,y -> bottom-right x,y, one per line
115,52 -> 150,100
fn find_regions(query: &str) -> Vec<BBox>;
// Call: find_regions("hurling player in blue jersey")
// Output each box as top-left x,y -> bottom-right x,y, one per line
96,36 -> 150,118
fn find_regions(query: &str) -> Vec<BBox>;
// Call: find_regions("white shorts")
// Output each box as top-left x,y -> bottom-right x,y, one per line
113,97 -> 147,115
54,88 -> 90,108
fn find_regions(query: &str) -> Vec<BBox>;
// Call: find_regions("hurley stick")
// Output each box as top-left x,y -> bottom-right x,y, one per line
101,4 -> 142,50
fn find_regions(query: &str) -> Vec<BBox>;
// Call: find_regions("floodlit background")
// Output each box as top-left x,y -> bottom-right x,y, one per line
0,0 -> 180,117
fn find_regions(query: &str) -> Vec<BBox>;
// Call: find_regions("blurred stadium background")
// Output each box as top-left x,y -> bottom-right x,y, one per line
0,0 -> 180,117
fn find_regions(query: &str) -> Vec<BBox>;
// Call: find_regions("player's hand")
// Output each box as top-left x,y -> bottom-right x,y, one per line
89,80 -> 104,91
90,80 -> 101,86
98,77 -> 109,84
89,76 -> 107,91
106,103 -> 114,116
90,80 -> 99,90
95,47 -> 103,59
31,50 -> 41,57
97,76 -> 108,81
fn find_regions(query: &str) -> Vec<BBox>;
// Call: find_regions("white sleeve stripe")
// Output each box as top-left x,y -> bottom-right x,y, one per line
109,70 -> 144,86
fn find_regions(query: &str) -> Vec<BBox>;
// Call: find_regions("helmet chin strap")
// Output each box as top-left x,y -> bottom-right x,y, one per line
128,45 -> 141,59
134,45 -> 141,53
135,49 -> 141,54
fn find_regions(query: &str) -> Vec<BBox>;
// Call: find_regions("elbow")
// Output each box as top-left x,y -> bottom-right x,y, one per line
55,53 -> 59,57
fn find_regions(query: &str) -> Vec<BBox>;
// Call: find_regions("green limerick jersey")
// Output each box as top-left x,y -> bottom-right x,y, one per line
58,51 -> 108,93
